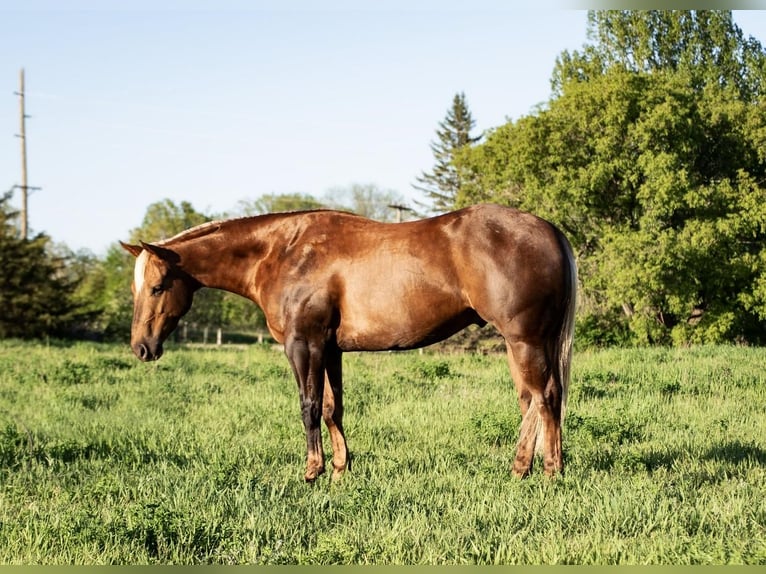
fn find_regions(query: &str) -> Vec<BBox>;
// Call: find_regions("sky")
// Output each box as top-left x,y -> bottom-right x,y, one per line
2,4 -> 766,255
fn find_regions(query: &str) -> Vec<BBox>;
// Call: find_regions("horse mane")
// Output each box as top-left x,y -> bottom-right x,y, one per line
158,209 -> 355,246
158,220 -> 224,245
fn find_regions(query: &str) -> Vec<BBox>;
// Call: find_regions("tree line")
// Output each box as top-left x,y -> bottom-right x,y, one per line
4,10 -> 766,347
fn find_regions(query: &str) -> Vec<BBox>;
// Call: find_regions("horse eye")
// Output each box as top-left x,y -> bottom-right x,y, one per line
150,285 -> 164,296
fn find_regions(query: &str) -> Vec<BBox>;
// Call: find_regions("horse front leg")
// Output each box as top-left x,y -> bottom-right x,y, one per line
285,335 -> 326,482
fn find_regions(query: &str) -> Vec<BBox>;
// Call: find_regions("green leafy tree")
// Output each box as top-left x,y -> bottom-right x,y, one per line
234,192 -> 326,216
83,243 -> 134,339
414,92 -> 481,213
131,199 -> 211,243
53,245 -> 109,338
0,193 -> 85,338
552,10 -> 766,102
324,183 -> 411,222
456,10 -> 766,345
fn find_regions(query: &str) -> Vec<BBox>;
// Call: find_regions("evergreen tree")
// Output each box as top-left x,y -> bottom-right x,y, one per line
0,192 -> 84,338
414,92 -> 481,213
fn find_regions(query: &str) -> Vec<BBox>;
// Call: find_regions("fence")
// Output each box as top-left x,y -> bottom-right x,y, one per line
175,322 -> 274,346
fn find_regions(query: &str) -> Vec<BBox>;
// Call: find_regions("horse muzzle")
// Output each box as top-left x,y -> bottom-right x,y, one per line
132,340 -> 164,362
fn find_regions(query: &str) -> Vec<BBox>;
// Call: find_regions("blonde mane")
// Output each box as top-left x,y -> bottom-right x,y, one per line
158,220 -> 224,245
157,210 -> 345,246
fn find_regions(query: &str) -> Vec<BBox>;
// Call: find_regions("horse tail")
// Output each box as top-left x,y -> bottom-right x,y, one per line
530,227 -> 577,456
556,229 -> 577,423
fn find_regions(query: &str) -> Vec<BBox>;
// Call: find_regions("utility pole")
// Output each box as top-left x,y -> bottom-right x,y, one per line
14,68 -> 40,240
388,204 -> 415,223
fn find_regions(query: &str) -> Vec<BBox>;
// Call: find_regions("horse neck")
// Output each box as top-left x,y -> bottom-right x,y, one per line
169,220 -> 272,301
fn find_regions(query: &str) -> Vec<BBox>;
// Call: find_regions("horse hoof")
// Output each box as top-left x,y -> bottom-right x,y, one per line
511,460 -> 532,479
304,466 -> 325,483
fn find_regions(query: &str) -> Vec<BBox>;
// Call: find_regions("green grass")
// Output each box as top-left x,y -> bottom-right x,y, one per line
0,340 -> 764,564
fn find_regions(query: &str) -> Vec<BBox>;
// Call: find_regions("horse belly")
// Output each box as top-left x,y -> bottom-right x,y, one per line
334,283 -> 478,352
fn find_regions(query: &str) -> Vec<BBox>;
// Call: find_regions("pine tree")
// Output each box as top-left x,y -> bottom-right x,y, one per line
0,192 -> 84,338
414,92 -> 481,213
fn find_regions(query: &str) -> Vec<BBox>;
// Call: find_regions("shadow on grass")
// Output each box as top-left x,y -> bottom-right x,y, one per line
640,440 -> 766,473
703,440 -> 766,465
571,439 -> 766,478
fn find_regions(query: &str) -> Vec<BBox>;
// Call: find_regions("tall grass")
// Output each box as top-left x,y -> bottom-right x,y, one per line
0,340 -> 764,564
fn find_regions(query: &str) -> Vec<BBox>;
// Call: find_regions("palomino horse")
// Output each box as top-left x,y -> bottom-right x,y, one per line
121,204 -> 577,480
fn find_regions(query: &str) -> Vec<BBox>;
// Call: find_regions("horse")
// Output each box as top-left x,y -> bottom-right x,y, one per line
120,203 -> 577,481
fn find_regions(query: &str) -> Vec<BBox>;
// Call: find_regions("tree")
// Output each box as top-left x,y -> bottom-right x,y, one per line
324,183 -> 411,222
552,10 -> 766,102
0,192 -> 85,338
131,199 -> 211,243
81,243 -> 134,339
52,245 -> 109,338
414,92 -> 481,213
234,192 -> 326,216
455,10 -> 766,345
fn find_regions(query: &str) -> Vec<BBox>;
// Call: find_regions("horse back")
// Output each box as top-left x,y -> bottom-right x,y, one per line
256,205 -> 569,350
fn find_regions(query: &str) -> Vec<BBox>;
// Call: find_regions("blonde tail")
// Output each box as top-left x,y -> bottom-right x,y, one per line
532,232 -> 576,456
559,234 -> 577,423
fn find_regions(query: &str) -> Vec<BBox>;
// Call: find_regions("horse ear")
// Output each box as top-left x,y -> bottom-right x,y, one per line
139,241 -> 180,265
120,241 -> 143,258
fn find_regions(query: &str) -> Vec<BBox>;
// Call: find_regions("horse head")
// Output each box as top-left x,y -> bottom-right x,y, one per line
120,241 -> 197,362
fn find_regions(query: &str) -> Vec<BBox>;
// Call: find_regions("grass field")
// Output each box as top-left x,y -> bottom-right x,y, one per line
0,339 -> 764,564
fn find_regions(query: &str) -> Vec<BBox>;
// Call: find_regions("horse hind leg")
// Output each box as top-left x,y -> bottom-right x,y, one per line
506,340 -> 537,477
506,338 -> 563,478
322,345 -> 349,481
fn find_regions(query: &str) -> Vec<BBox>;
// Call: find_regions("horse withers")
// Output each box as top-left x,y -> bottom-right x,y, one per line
121,204 -> 577,480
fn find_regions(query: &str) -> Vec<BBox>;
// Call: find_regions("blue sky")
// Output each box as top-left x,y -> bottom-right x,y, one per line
2,4 -> 766,255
